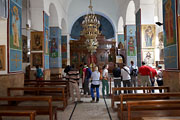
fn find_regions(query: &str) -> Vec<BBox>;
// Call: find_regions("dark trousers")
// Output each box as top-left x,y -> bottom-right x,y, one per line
151,78 -> 155,93
122,80 -> 131,93
114,78 -> 121,95
84,78 -> 90,95
157,80 -> 163,93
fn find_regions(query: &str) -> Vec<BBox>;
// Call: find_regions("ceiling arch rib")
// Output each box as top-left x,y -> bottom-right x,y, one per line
49,3 -> 59,27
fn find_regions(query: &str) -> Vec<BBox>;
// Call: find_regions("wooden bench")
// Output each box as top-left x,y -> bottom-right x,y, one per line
24,80 -> 70,96
127,99 -> 180,120
0,96 -> 57,120
111,86 -> 170,109
8,87 -> 67,110
118,92 -> 180,120
0,110 -> 36,120
24,81 -> 70,99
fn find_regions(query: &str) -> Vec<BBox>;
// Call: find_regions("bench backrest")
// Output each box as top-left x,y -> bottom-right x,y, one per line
112,86 -> 170,94
7,87 -> 65,97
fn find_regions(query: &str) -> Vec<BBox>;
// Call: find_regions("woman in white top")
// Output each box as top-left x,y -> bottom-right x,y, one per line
91,66 -> 100,102
121,63 -> 131,93
102,64 -> 109,96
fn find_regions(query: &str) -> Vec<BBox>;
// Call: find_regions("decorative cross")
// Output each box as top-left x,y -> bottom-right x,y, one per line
11,53 -> 21,68
51,59 -> 57,65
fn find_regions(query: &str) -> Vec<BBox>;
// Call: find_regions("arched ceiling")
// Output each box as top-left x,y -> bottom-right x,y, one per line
66,0 -> 120,33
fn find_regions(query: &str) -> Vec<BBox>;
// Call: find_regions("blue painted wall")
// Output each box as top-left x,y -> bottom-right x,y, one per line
71,14 -> 114,39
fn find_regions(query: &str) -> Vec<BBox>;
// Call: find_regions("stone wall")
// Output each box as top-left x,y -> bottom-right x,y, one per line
163,70 -> 180,92
0,73 -> 24,96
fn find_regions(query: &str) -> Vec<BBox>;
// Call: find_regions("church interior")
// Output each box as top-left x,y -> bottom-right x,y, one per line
1,0 -> 180,119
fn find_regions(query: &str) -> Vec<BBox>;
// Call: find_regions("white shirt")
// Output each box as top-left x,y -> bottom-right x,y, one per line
121,66 -> 131,80
91,71 -> 100,85
103,68 -> 108,77
156,69 -> 163,80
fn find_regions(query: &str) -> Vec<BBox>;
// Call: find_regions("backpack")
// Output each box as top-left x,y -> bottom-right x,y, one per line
113,68 -> 121,77
130,68 -> 137,76
86,68 -> 92,79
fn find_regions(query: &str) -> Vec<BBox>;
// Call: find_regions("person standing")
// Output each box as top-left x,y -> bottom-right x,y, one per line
138,61 -> 152,87
149,67 -> 157,93
83,63 -> 91,96
112,64 -> 121,95
156,66 -> 163,93
121,63 -> 131,93
35,65 -> 43,81
129,61 -> 138,93
90,66 -> 100,103
102,64 -> 109,96
66,64 -> 83,103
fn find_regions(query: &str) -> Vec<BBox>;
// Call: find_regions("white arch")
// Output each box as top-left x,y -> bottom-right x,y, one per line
125,0 -> 136,25
118,16 -> 124,34
61,18 -> 67,34
49,3 -> 59,27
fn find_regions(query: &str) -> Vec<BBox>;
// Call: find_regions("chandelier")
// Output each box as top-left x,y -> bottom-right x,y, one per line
81,0 -> 100,53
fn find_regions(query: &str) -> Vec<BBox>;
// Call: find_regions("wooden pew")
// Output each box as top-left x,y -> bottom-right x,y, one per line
7,87 -> 67,110
0,110 -> 36,120
119,92 -> 180,120
24,81 -> 70,99
24,80 -> 70,97
126,99 -> 180,120
0,96 -> 57,120
111,86 -> 170,109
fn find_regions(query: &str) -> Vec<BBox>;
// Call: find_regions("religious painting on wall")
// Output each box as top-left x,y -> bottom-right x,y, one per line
127,36 -> 136,56
136,9 -> 142,67
98,52 -> 106,62
0,45 -> 6,71
50,38 -> 58,58
141,25 -> 156,48
22,35 -> 29,62
49,27 -> 62,68
10,49 -> 22,72
44,28 -> 49,55
71,52 -> 78,64
9,0 -> 22,72
163,0 -> 177,47
44,55 -> 49,69
43,11 -> 49,69
163,0 -> 178,69
116,56 -> 123,64
143,50 -> 155,66
158,32 -> 164,61
9,0 -> 22,50
118,34 -> 124,49
80,53 -> 87,63
125,25 -> 137,66
61,35 -> 67,67
31,32 -> 43,51
31,53 -> 43,68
